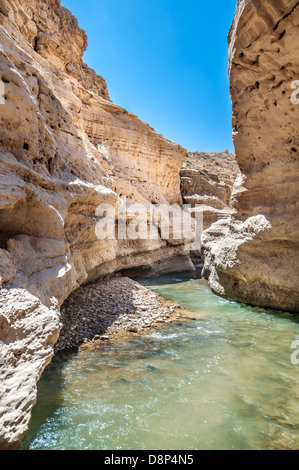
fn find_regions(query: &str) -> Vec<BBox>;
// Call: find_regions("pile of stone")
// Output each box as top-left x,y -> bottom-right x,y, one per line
55,277 -> 182,352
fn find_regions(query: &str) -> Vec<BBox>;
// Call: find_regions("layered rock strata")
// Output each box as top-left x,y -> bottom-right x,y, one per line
181,150 -> 239,229
0,0 -> 195,449
202,0 -> 299,313
181,151 -> 240,267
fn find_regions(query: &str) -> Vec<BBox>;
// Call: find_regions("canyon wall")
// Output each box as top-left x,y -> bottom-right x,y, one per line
181,150 -> 239,231
202,0 -> 299,312
0,0 -> 195,449
181,151 -> 240,268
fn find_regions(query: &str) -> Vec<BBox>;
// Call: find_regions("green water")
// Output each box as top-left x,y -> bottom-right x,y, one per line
21,273 -> 299,450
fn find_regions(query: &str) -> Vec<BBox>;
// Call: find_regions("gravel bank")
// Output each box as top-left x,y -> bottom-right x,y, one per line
55,277 -> 185,352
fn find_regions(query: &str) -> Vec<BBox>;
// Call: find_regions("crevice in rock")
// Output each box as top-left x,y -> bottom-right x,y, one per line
273,1 -> 299,30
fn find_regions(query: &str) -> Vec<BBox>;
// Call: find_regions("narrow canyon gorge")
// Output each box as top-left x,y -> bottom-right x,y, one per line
0,0 -> 298,450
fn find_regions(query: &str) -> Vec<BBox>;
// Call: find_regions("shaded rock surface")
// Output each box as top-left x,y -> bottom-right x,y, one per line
0,0 -> 195,449
202,0 -> 299,313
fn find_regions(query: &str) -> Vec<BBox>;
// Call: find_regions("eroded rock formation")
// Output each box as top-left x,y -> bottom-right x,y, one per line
0,0 -> 195,449
181,151 -> 240,268
202,0 -> 299,313
181,151 -> 239,229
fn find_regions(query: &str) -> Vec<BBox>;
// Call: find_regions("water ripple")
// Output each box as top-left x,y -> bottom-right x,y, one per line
21,276 -> 299,451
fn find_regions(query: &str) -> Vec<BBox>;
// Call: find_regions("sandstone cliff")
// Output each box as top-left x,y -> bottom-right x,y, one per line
181,150 -> 239,230
202,0 -> 299,313
0,0 -> 195,449
181,151 -> 240,268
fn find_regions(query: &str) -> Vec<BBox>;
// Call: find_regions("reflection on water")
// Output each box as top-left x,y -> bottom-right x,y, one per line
21,273 -> 299,450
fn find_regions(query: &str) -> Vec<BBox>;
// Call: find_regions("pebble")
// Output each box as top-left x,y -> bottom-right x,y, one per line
54,277 -> 182,353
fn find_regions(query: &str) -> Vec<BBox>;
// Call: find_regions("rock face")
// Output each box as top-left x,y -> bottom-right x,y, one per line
181,151 -> 239,230
181,151 -> 240,267
0,0 -> 195,449
202,0 -> 299,313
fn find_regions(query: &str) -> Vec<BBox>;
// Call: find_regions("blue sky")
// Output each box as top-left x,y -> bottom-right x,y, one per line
61,0 -> 237,153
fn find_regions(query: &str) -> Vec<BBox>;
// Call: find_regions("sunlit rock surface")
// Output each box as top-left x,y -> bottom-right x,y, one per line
202,0 -> 299,313
0,0 -> 195,449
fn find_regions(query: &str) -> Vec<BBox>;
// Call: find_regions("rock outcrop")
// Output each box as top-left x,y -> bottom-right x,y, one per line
181,151 -> 240,267
202,0 -> 299,313
181,150 -> 239,229
0,0 -> 195,449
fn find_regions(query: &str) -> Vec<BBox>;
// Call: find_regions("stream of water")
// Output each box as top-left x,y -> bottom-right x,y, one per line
21,273 -> 299,450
